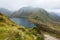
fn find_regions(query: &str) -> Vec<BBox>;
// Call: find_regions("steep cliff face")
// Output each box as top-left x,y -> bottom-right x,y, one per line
0,13 -> 44,40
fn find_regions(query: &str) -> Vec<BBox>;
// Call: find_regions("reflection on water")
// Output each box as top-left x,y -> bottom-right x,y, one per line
10,18 -> 35,28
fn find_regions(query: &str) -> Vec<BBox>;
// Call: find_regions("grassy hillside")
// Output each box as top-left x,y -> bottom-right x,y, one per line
0,13 -> 44,40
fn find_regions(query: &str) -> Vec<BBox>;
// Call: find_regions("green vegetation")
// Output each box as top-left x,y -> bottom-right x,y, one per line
0,13 -> 44,40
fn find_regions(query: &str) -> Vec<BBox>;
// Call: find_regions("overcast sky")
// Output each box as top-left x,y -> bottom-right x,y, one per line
0,0 -> 60,14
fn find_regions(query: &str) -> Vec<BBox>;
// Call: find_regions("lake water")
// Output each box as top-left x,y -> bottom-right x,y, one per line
10,18 -> 35,28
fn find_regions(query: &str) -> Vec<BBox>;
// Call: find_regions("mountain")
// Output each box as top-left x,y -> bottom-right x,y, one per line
0,8 -> 12,17
11,7 -> 60,36
49,12 -> 60,22
11,7 -> 34,18
0,12 -> 44,40
11,7 -> 60,22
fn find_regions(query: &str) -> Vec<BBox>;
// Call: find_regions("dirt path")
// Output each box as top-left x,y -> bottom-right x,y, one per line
44,34 -> 60,40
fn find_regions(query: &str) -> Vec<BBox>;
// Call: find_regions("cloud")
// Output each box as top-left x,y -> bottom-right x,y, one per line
0,0 -> 60,11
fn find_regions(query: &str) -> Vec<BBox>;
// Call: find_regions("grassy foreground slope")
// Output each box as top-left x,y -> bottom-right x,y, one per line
0,13 -> 44,40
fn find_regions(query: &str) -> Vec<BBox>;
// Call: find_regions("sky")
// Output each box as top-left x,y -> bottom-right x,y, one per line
0,0 -> 60,14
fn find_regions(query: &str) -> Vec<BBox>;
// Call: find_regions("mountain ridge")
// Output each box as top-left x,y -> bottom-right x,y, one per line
0,8 -> 12,17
